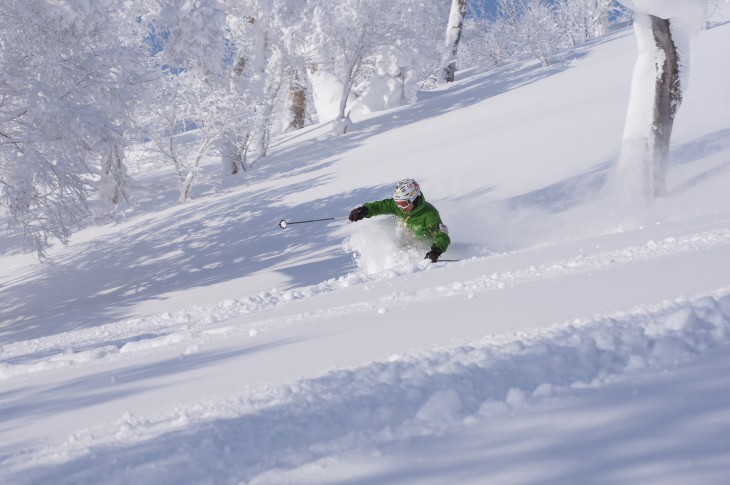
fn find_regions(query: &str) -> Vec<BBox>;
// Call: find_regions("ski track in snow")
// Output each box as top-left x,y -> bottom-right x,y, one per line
2,225 -> 730,482
5,283 -> 730,483
2,226 -> 730,382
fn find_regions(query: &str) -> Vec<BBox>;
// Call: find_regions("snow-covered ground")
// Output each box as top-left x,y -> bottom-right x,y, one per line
2,21 -> 730,484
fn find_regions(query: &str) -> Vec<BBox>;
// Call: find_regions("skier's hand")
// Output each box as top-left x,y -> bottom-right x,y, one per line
349,206 -> 368,222
425,247 -> 442,262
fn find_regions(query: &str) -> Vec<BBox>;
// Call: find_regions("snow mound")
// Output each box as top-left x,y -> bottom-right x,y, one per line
8,291 -> 730,483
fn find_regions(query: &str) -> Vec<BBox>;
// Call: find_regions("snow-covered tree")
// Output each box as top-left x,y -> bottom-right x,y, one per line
143,0 -> 290,194
522,0 -> 564,66
100,143 -> 131,207
306,0 -> 383,134
0,0 -> 148,254
555,0 -> 616,45
356,2 -> 447,109
141,66 -> 230,202
139,0 -> 232,201
304,0 -> 446,134
458,0 -> 625,73
458,6 -> 521,70
437,0 -> 469,83
462,0 -> 560,68
284,69 -> 308,131
273,1 -> 316,132
139,0 -> 294,187
218,2 -> 274,173
707,0 -> 730,25
240,7 -> 303,137
616,0 -> 707,202
243,7 -> 288,163
481,0 -> 526,65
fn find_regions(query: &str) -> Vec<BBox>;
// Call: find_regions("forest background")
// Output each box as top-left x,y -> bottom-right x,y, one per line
0,0 -> 681,256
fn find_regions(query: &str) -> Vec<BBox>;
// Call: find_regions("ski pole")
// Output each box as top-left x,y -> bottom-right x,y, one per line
278,217 -> 345,229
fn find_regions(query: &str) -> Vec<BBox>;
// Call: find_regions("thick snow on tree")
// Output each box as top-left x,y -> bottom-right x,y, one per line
306,0 -> 395,134
348,47 -> 419,116
616,0 -> 707,203
141,66 -> 239,202
522,0 -> 564,66
437,0 -> 468,83
309,71 -> 353,123
270,1 -> 311,130
140,0 -> 233,201
461,0 -> 618,71
304,0 -> 445,134
0,0 -> 147,254
228,4 -> 286,164
142,0 -> 288,195
152,0 -> 228,75
555,0 -> 615,44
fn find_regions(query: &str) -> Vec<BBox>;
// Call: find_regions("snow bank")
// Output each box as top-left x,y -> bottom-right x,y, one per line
8,289 -> 730,483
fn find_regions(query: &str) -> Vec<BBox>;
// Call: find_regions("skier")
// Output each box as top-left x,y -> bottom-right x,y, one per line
348,178 -> 450,262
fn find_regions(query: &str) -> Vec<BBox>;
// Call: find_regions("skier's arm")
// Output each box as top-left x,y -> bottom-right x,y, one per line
429,222 -> 451,253
362,198 -> 399,217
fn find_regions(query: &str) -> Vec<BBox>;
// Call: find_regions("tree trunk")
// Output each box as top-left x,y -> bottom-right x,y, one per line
288,70 -> 306,131
650,15 -> 681,198
438,0 -> 468,83
105,143 -> 129,205
180,138 -> 213,202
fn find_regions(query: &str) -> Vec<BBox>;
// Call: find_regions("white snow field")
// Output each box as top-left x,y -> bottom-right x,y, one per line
2,21 -> 730,485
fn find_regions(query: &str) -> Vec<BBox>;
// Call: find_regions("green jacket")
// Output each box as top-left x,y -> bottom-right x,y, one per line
363,193 -> 451,253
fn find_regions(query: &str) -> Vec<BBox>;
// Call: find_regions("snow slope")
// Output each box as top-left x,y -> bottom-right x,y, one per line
2,23 -> 730,484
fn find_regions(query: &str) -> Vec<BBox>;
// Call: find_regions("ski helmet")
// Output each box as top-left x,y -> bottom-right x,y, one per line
393,178 -> 420,207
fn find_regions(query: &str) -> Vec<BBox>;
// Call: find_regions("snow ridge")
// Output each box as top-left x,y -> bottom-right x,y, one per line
3,227 -> 730,382
7,289 -> 730,483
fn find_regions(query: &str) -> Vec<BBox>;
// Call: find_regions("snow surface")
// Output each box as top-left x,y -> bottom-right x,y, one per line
2,23 -> 730,484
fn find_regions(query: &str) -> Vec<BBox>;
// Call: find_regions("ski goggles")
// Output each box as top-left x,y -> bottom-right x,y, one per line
395,199 -> 412,208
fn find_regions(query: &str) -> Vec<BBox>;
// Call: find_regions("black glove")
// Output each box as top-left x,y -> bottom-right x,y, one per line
349,206 -> 368,222
425,247 -> 442,262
